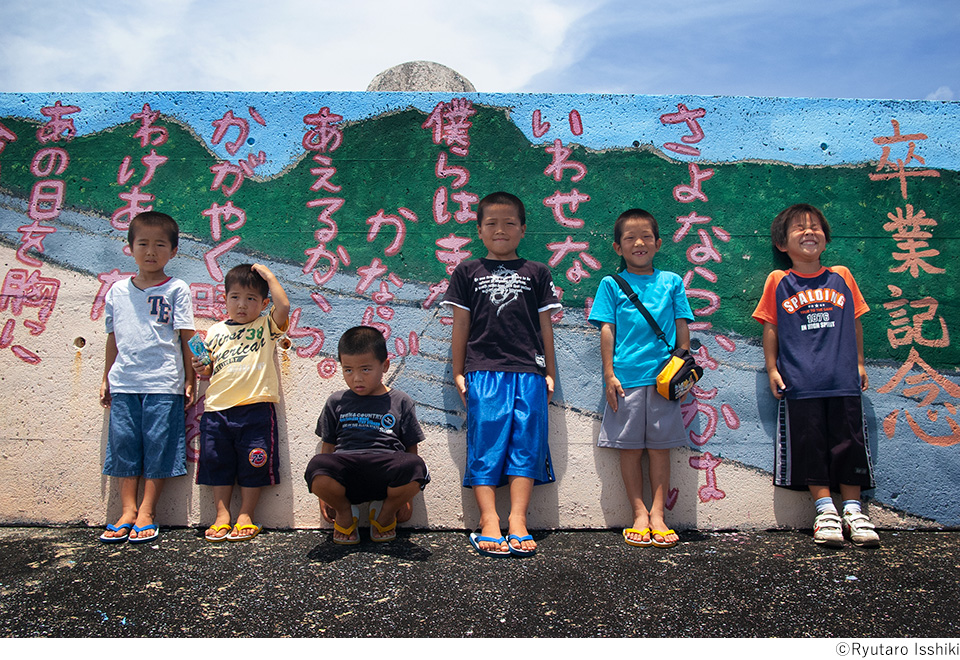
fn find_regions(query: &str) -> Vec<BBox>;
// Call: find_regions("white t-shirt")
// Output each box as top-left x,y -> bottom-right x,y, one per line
105,276 -> 195,394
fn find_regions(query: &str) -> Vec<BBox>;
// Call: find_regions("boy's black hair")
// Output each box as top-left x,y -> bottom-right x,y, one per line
614,208 -> 659,243
224,264 -> 269,298
770,204 -> 832,248
128,211 -> 180,249
477,191 -> 526,226
338,326 -> 388,362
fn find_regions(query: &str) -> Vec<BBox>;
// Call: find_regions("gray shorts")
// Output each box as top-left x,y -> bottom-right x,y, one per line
598,385 -> 686,450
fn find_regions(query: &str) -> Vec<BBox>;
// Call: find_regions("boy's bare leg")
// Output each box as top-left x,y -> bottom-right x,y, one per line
619,448 -> 651,544
507,475 -> 536,552
372,482 -> 421,540
310,476 -> 357,543
809,485 -> 832,501
206,485 -> 234,539
130,478 -> 165,540
233,486 -> 263,537
839,484 -> 861,502
473,484 -> 507,552
103,476 -> 140,539
647,449 -> 678,545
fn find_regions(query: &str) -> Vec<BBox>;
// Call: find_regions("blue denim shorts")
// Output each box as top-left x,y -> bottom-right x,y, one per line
103,393 -> 187,480
464,370 -> 555,487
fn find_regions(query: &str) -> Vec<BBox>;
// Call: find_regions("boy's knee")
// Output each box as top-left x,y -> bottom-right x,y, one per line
388,480 -> 423,496
310,474 -> 343,497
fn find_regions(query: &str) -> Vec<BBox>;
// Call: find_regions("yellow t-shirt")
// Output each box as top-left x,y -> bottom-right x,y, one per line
202,311 -> 289,412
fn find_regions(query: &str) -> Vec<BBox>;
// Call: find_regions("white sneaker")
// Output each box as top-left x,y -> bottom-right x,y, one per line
813,511 -> 844,547
842,510 -> 880,547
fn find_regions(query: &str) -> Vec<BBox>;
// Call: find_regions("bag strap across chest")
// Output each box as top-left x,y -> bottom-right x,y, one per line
612,274 -> 673,351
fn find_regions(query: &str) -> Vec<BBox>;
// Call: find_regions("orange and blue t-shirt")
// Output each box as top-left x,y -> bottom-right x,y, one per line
752,265 -> 868,399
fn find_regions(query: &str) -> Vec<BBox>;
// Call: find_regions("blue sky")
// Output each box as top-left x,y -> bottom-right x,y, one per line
0,0 -> 956,100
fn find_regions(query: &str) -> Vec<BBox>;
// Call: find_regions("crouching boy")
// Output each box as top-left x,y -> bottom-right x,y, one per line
305,326 -> 430,544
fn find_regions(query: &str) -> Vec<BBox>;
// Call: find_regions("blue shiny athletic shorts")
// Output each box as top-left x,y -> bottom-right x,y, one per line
464,370 -> 555,487
103,393 -> 187,480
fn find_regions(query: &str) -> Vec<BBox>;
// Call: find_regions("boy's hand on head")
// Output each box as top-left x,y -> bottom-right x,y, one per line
251,263 -> 275,281
768,369 -> 786,399
605,376 -> 624,412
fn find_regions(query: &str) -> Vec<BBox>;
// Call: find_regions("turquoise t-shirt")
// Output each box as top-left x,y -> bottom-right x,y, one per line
588,269 -> 694,388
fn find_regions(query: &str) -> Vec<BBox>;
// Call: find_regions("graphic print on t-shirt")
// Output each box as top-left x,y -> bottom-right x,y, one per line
208,324 -> 267,375
341,412 -> 397,436
147,295 -> 172,323
780,286 -> 847,332
474,263 -> 532,315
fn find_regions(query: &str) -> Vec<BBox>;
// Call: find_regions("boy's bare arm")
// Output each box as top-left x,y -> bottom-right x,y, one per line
451,306 -> 471,407
100,333 -> 118,408
251,263 -> 290,327
856,317 -> 869,391
539,309 -> 557,403
180,329 -> 197,408
600,322 -> 623,412
762,322 -> 786,399
675,318 -> 691,351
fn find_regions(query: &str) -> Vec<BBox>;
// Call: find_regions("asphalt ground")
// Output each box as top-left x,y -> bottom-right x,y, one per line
1,526 -> 958,642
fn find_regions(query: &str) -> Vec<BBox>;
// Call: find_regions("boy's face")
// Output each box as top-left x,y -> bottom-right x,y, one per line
614,217 -> 661,275
130,225 -> 177,278
778,213 -> 826,268
225,285 -> 269,324
478,203 -> 525,260
340,351 -> 389,397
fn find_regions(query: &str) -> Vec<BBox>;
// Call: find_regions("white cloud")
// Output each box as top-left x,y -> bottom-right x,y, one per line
926,86 -> 954,101
0,0 -> 592,92
1,0 -> 956,97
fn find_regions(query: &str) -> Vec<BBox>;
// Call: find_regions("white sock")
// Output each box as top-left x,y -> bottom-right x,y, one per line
842,500 -> 862,515
815,497 -> 837,515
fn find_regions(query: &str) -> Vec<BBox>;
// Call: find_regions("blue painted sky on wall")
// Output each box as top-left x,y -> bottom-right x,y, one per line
2,92 -> 958,177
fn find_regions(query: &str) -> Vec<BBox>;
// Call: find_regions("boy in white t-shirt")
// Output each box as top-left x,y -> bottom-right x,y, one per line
99,211 -> 196,545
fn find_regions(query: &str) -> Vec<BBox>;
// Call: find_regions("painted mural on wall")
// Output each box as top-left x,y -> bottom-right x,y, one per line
0,92 -> 957,524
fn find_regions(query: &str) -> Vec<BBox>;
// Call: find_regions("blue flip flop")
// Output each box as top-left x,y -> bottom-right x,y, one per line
469,532 -> 510,557
99,523 -> 132,543
128,524 -> 160,545
507,533 -> 537,557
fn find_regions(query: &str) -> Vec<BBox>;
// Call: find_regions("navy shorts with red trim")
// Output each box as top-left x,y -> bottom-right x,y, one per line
197,402 -> 280,488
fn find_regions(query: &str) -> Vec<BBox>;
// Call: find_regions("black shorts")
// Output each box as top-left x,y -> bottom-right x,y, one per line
774,396 -> 875,491
304,451 -> 430,503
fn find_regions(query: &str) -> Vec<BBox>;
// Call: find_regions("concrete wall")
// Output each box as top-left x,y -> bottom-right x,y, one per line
0,92 -> 957,531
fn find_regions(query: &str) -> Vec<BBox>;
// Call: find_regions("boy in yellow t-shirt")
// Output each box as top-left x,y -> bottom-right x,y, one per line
192,263 -> 290,541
